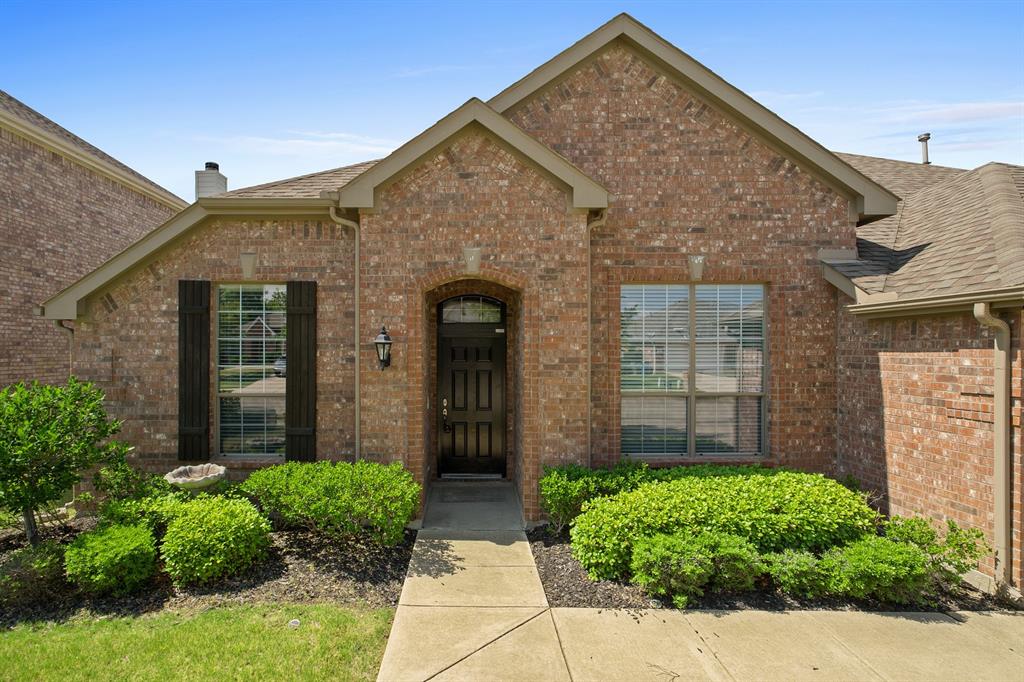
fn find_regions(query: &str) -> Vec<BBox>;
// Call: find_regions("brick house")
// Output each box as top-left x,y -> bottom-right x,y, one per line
38,15 -> 1022,588
0,91 -> 185,386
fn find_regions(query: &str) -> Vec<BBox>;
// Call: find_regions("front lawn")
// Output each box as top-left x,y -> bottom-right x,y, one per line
0,604 -> 392,682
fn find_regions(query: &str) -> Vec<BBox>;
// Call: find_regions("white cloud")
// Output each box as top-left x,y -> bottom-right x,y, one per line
192,130 -> 398,157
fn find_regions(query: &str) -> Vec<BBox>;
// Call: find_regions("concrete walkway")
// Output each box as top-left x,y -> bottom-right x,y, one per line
378,483 -> 1024,681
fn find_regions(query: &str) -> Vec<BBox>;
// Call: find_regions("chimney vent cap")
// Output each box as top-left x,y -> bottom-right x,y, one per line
205,161 -> 220,171
917,133 -> 931,142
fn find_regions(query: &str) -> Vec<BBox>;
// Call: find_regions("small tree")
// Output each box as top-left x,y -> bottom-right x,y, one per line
0,378 -> 128,545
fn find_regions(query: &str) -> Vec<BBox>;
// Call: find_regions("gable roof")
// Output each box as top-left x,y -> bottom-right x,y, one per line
332,99 -> 607,209
834,152 -> 966,199
488,13 -> 898,221
822,162 -> 1024,314
0,90 -> 186,210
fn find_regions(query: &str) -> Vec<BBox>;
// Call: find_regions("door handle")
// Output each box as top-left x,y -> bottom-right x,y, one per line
442,398 -> 451,433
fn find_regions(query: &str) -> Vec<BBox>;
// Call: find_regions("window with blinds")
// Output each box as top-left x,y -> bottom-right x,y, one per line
217,284 -> 287,456
620,283 -> 764,457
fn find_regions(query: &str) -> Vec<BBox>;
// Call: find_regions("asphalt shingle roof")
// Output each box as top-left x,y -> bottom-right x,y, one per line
825,162 -> 1024,298
0,90 -> 184,204
216,160 -> 380,198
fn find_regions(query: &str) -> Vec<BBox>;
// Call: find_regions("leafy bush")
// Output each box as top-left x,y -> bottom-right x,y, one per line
64,524 -> 156,595
539,462 -> 775,532
571,471 -> 879,579
885,516 -> 989,592
630,531 -> 762,608
94,457 -> 175,501
161,497 -> 270,586
0,378 -> 129,545
101,492 -> 189,540
0,541 -> 65,608
763,549 -> 829,599
819,535 -> 930,604
241,460 -> 419,545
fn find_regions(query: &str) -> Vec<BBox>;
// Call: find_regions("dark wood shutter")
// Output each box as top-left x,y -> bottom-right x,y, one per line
178,280 -> 210,460
286,281 -> 317,461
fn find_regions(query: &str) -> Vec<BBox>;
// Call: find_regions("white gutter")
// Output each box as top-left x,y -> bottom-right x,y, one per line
972,302 -> 1013,587
329,206 -> 361,460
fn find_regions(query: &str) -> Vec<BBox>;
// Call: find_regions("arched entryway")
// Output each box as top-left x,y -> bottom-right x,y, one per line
423,280 -> 522,489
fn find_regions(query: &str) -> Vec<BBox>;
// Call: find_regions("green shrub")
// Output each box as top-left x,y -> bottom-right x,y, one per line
885,516 -> 989,592
0,541 -> 65,607
100,492 -> 189,540
93,457 -> 175,501
571,471 -> 879,579
820,535 -> 930,604
630,531 -> 762,608
539,462 -> 775,532
64,524 -> 156,595
763,549 -> 829,599
241,460 -> 419,545
161,497 -> 270,586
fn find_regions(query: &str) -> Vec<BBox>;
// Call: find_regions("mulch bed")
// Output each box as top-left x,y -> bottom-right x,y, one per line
527,526 -> 1018,612
0,520 -> 414,628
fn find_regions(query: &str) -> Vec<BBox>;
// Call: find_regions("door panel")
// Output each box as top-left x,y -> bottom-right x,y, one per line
439,334 -> 506,475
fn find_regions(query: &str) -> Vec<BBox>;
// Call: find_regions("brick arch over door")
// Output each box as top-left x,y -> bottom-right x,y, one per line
409,267 -> 540,518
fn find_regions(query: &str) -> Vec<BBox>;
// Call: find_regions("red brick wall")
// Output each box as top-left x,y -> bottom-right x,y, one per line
72,217 -> 357,475
505,42 -> 856,472
0,127 -> 175,386
836,307 -> 1023,585
357,130 -> 590,520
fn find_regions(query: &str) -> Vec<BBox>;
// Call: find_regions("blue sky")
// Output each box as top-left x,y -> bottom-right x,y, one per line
4,1 -> 1022,201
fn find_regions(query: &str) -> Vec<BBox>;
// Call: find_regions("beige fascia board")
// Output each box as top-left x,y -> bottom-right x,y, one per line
337,98 -> 607,210
41,198 -> 333,319
820,263 -> 895,305
488,14 -> 897,220
0,108 -> 187,211
847,285 -> 1024,318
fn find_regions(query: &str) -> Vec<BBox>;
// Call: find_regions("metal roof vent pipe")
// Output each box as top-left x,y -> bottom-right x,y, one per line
195,161 -> 227,199
918,133 -> 931,165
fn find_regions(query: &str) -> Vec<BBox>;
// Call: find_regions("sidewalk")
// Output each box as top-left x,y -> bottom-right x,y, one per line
378,484 -> 1024,681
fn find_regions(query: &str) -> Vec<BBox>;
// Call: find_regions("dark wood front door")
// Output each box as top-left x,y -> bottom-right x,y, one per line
437,299 -> 506,476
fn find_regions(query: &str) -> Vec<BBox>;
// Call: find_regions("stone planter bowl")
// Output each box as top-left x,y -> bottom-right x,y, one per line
164,463 -> 227,490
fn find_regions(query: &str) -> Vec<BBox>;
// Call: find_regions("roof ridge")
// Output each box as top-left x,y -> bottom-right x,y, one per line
832,150 -> 966,173
978,163 -> 1024,287
218,159 -> 380,197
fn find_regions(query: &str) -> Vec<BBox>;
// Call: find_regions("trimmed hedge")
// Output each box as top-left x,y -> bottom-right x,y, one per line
820,535 -> 930,604
539,461 -> 776,531
161,497 -> 270,586
631,531 -> 762,608
64,524 -> 156,595
100,493 -> 189,540
240,460 -> 419,545
571,471 -> 879,579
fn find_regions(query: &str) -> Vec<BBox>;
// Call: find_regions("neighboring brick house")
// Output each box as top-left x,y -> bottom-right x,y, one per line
39,15 -> 1023,588
0,90 -> 185,386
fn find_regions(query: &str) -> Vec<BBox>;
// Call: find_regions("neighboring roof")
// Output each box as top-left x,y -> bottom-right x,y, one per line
218,160 -> 379,199
834,152 -> 966,199
0,90 -> 186,210
334,98 -> 608,210
488,13 -> 898,221
823,162 -> 1024,312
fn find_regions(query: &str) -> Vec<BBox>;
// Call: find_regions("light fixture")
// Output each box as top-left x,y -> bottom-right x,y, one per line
688,254 -> 705,281
374,326 -> 392,370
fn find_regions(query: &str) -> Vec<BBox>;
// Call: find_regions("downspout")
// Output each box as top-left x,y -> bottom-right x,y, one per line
329,206 -> 361,461
55,319 -> 74,379
586,209 -> 608,468
972,302 -> 1012,587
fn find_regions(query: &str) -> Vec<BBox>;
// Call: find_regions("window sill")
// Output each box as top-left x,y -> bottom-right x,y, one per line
211,455 -> 285,469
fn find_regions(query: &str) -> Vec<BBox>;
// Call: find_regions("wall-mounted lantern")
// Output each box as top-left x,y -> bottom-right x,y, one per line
374,326 -> 392,370
688,254 -> 706,281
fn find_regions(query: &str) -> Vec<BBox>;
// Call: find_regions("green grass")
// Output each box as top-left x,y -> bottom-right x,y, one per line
0,604 -> 393,682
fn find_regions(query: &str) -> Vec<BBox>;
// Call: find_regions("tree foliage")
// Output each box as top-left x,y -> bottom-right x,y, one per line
0,378 -> 128,544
